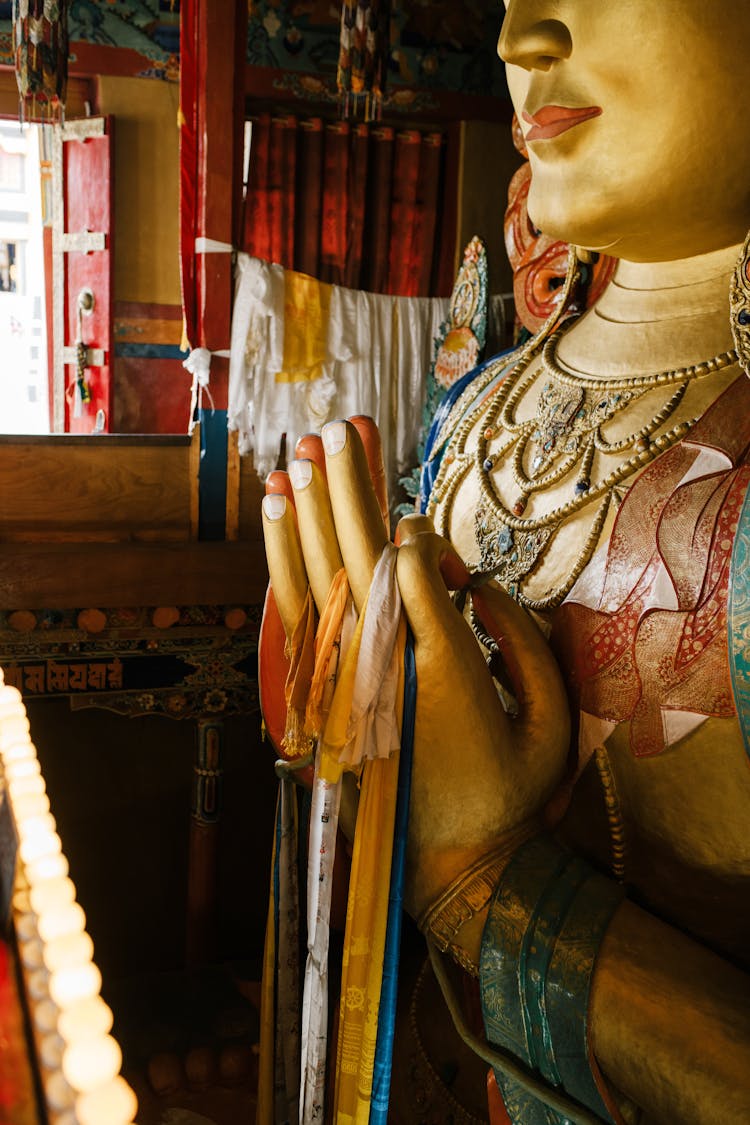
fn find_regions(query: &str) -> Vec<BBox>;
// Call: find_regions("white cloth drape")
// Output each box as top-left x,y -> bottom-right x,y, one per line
337,544 -> 402,768
299,593 -> 357,1125
299,772 -> 341,1125
228,253 -> 449,490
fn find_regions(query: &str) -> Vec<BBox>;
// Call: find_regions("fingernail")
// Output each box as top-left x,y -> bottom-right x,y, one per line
288,459 -> 313,490
262,494 -> 286,521
322,421 -> 347,456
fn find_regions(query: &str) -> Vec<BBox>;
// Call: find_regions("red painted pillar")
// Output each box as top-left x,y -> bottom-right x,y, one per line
194,0 -> 245,407
180,0 -> 247,407
180,0 -> 248,965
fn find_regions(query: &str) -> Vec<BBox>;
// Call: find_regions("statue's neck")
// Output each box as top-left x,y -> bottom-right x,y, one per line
557,243 -> 741,378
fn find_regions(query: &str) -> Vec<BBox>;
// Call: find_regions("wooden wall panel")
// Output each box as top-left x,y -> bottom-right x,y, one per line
238,453 -> 266,543
0,434 -> 194,542
0,541 -> 267,608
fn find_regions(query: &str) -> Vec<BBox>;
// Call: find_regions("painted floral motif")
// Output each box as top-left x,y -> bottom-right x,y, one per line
0,0 -> 509,92
0,0 -> 178,72
248,0 -> 508,98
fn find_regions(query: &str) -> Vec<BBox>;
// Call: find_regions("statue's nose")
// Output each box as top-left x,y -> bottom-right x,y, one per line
498,5 -> 572,73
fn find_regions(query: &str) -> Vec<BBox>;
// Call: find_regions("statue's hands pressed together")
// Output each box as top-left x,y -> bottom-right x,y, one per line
261,415 -> 750,1123
261,416 -> 570,943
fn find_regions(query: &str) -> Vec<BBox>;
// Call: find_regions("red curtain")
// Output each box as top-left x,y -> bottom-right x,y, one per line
320,121 -> 349,284
242,112 -> 454,298
361,124 -> 393,294
243,114 -> 298,269
346,124 -> 370,288
295,118 -> 323,277
387,129 -> 442,297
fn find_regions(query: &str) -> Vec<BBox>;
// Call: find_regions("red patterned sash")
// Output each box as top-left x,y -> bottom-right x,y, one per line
553,375 -> 750,757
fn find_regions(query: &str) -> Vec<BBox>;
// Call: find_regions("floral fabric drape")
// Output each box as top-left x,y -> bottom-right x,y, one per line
242,112 -> 455,299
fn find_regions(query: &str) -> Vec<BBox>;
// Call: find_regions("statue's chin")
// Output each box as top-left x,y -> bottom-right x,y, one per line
526,196 -> 621,258
527,183 -> 749,265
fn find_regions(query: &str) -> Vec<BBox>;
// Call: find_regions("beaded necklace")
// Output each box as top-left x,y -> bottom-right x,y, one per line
428,318 -> 738,612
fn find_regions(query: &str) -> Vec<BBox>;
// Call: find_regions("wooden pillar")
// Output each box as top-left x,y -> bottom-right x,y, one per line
186,719 -> 224,967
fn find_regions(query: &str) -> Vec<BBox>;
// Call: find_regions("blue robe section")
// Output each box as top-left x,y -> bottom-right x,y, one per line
369,636 -> 417,1124
728,481 -> 750,758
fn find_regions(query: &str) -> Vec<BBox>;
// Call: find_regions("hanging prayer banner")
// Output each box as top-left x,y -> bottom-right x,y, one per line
337,0 -> 391,122
12,0 -> 69,122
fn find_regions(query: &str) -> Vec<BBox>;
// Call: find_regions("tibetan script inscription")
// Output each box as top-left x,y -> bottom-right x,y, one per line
3,659 -> 124,695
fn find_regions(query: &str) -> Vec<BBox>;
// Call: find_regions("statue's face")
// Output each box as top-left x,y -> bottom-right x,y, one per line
499,0 -> 750,261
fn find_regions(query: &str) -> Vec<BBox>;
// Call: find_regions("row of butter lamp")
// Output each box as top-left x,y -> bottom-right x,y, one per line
0,668 -> 138,1125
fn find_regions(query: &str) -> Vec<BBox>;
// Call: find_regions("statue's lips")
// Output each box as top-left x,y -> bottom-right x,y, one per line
522,105 -> 602,141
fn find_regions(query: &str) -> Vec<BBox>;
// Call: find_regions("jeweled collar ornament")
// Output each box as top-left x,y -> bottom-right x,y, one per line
428,243 -> 748,611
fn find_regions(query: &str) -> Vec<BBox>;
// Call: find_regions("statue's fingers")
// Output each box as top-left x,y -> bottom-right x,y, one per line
265,469 -> 295,506
261,493 -> 308,639
295,433 -> 327,480
394,512 -> 432,547
258,584 -> 290,754
396,533 -> 517,895
396,533 -> 497,706
288,458 -> 344,614
322,420 -> 389,613
350,416 -> 389,530
471,584 -> 570,792
395,513 -> 471,589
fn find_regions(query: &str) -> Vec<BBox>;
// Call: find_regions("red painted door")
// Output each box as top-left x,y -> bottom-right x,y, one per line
53,117 -> 113,434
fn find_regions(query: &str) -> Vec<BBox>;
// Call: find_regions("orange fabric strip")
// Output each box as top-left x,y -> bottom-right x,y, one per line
306,568 -> 351,740
283,588 -> 317,758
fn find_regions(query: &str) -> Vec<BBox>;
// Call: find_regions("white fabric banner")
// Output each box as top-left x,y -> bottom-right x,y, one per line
228,254 -> 449,489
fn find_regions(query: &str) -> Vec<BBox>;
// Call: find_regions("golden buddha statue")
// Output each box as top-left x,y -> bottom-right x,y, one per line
261,2 -> 750,1121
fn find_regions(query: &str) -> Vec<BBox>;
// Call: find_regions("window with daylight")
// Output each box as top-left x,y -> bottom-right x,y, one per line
0,122 -> 50,434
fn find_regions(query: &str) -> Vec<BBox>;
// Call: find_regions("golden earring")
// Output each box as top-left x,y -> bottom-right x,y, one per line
573,246 -> 597,265
730,232 -> 750,376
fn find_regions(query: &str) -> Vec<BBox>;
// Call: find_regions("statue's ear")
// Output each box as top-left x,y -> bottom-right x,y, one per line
506,114 -> 616,335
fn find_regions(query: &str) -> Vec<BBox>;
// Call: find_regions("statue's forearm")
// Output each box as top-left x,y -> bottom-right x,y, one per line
441,838 -> 750,1124
591,899 -> 750,1124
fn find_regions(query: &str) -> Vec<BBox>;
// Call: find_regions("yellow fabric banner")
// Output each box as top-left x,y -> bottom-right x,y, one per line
275,271 -> 332,384
333,754 -> 400,1124
331,620 -> 406,1125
